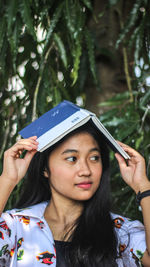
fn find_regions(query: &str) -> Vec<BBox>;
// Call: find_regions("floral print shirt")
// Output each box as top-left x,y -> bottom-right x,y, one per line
0,202 -> 146,266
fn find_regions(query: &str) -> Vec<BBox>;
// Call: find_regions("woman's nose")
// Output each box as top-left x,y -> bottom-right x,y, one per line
78,160 -> 91,176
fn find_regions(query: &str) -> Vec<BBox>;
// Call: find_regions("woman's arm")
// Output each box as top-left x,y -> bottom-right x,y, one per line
0,136 -> 38,215
115,142 -> 150,266
141,196 -> 150,266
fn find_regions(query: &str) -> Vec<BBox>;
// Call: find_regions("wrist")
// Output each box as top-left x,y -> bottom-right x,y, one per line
0,175 -> 17,214
0,175 -> 17,189
137,181 -> 150,193
136,190 -> 150,206
134,180 -> 150,194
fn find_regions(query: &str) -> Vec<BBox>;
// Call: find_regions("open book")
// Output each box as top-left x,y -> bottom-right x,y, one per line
19,100 -> 130,159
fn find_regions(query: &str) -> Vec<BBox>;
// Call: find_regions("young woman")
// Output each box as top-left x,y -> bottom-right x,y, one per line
0,122 -> 150,267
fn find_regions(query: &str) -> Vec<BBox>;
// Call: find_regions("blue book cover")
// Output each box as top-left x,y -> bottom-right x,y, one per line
19,101 -> 81,138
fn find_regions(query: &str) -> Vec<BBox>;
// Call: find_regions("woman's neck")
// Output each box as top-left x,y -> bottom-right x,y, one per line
44,195 -> 83,241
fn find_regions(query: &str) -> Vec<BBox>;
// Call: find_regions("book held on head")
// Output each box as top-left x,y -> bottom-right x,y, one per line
19,100 -> 130,159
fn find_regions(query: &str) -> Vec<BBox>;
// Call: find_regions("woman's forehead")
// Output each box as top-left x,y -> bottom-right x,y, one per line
54,132 -> 99,152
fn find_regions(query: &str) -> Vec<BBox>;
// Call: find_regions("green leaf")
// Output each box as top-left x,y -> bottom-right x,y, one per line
84,28 -> 97,84
98,91 -> 137,107
97,11 -> 105,19
6,0 -> 18,36
116,0 -> 142,47
103,117 -> 126,127
109,0 -> 119,6
135,134 -> 144,150
128,26 -> 139,50
75,3 -> 85,39
59,84 -> 71,100
81,0 -> 93,10
99,109 -> 118,122
140,89 -> 150,107
99,100 -> 124,107
71,39 -> 82,85
0,17 -> 6,51
9,15 -> 22,72
118,123 -> 138,140
54,86 -> 62,105
43,3 -> 64,52
65,0 -> 76,34
38,0 -> 56,24
53,33 -> 68,68
0,41 -> 8,74
20,0 -> 36,40
77,52 -> 88,91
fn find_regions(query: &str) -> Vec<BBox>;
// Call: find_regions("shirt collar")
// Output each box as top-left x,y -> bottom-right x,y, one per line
11,201 -> 49,219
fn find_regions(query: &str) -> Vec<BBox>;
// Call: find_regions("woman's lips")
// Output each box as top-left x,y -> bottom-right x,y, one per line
76,182 -> 92,189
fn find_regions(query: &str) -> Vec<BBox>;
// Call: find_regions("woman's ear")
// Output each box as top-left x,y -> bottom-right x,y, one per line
43,170 -> 49,178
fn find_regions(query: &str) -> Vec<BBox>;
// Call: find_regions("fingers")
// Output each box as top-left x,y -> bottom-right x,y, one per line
115,153 -> 129,172
116,141 -> 142,160
5,136 -> 39,159
116,141 -> 137,154
115,152 -> 126,164
117,141 -> 135,152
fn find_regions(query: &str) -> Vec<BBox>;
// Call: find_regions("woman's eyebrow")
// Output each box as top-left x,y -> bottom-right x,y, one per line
62,149 -> 78,154
90,148 -> 100,153
62,147 -> 100,155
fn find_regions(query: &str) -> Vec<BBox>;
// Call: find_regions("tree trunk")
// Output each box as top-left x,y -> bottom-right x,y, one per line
85,0 -> 134,115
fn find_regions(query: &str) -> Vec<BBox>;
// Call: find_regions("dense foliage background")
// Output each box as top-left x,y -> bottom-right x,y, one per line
0,0 -> 150,219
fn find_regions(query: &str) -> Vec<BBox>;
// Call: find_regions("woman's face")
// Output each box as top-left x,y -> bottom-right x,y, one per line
47,132 -> 103,203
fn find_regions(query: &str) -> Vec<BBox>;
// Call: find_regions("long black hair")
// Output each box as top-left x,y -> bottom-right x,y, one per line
16,120 -> 118,266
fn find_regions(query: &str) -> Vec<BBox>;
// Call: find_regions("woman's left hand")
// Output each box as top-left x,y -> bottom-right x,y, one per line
115,142 -> 150,193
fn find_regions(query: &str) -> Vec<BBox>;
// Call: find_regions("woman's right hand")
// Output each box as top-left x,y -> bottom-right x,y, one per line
1,136 -> 38,186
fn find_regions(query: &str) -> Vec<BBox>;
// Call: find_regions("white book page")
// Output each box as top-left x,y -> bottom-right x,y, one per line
91,115 -> 130,160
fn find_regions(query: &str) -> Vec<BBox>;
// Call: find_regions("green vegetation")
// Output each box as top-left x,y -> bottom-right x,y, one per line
0,0 -> 149,219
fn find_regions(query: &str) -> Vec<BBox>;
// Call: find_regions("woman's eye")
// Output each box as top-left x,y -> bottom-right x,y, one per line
90,155 -> 100,161
66,156 -> 77,162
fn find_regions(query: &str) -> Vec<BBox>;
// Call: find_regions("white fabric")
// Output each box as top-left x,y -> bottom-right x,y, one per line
0,202 -> 146,266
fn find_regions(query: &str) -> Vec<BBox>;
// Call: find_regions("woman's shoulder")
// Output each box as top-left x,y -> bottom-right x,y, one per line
111,212 -> 144,231
2,201 -> 48,220
111,212 -> 146,266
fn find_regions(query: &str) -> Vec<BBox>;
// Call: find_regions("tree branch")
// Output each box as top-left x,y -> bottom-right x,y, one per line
0,119 -> 10,160
122,47 -> 134,102
32,43 -> 54,121
116,7 -> 134,103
